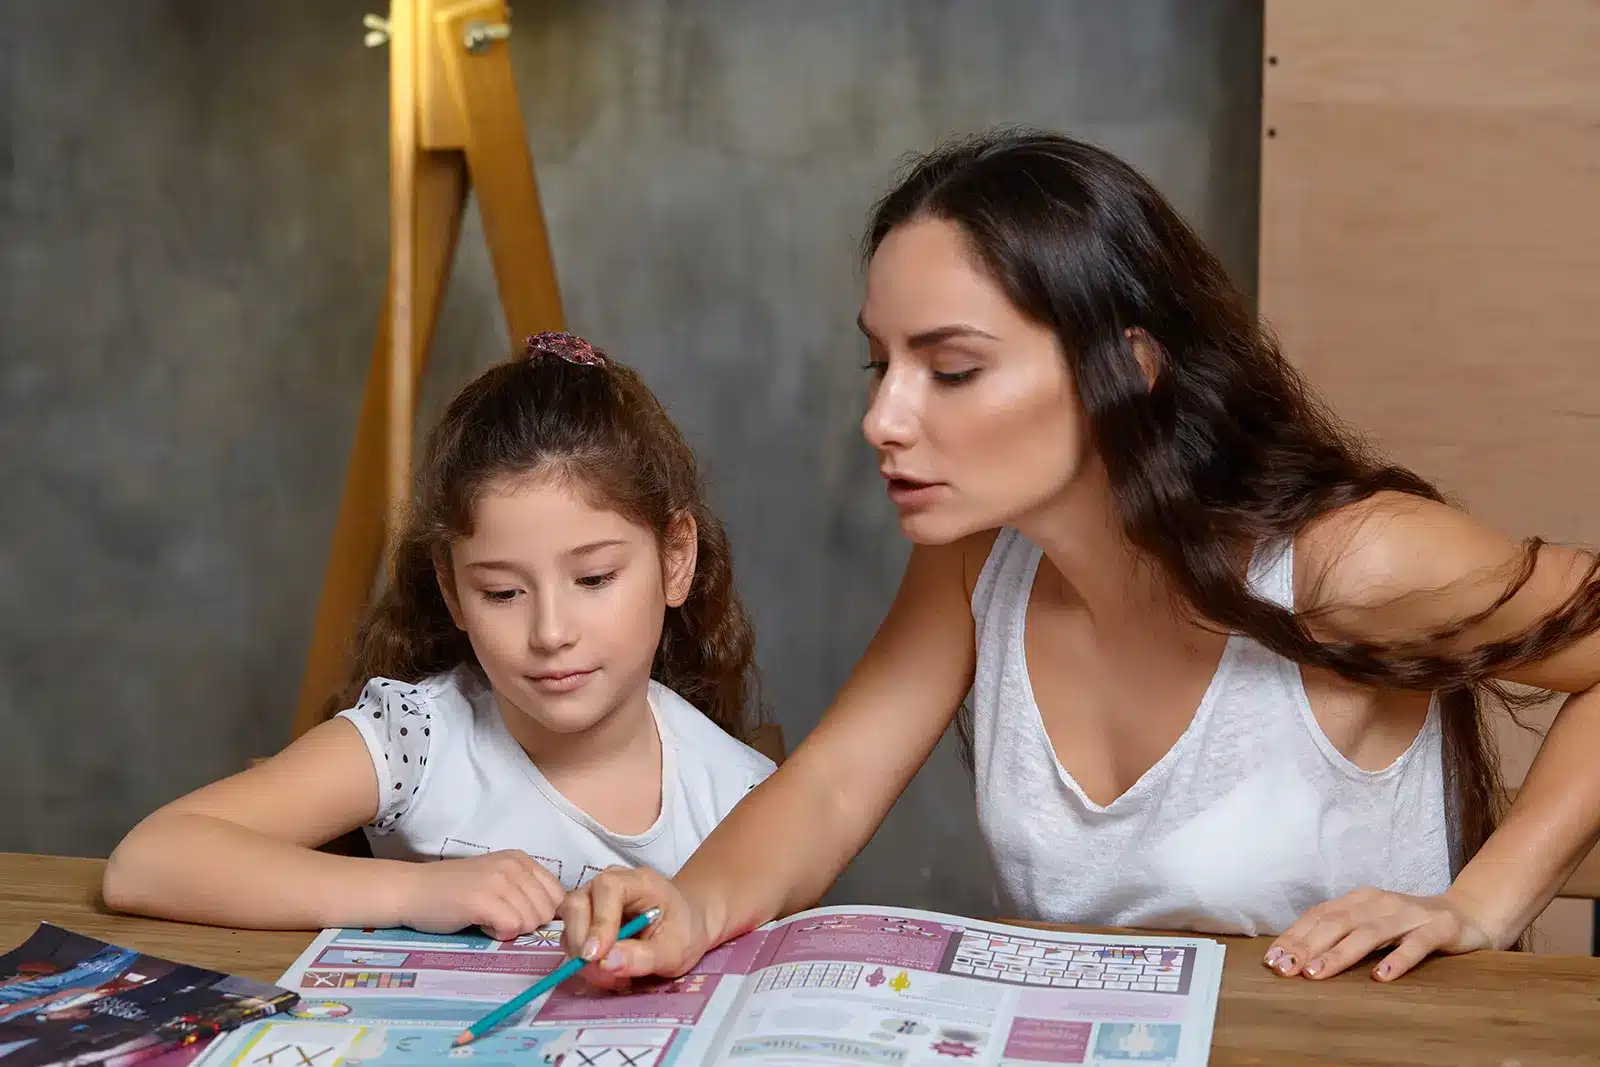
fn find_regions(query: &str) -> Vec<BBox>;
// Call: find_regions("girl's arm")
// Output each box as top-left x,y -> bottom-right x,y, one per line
1271,492 -> 1600,981
102,718 -> 562,935
562,534 -> 988,975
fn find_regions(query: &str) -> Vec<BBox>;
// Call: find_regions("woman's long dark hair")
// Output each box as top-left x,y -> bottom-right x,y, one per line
327,335 -> 761,741
866,128 -> 1600,883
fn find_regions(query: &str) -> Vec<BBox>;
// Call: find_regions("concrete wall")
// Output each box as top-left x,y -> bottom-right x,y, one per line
0,0 -> 1262,916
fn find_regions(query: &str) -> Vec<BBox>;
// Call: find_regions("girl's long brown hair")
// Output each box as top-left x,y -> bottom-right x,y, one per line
867,129 -> 1600,883
327,336 -> 761,741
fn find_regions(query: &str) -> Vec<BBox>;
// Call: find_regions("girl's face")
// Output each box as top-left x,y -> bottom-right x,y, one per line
859,216 -> 1088,544
439,475 -> 695,743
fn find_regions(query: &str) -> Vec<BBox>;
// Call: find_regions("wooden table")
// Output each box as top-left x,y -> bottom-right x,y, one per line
3,853 -> 1596,1066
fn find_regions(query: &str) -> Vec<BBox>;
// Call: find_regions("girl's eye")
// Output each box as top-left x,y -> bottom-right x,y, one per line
482,589 -> 520,603
860,360 -> 888,378
577,571 -> 619,589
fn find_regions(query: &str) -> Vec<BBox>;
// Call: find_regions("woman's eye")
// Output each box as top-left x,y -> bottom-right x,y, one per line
933,368 -> 979,385
577,571 -> 619,589
860,360 -> 888,377
481,589 -> 520,603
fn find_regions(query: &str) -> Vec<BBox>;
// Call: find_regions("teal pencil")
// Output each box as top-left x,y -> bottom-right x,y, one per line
451,908 -> 662,1047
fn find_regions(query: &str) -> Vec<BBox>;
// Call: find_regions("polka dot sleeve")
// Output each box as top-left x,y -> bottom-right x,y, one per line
339,678 -> 435,834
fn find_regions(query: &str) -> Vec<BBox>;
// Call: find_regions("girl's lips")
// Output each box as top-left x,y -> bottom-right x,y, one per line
526,668 -> 597,694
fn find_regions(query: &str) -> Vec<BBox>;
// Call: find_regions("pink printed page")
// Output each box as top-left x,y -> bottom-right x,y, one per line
690,905 -> 1225,1066
684,927 -> 771,976
750,912 -> 961,972
534,973 -> 717,1026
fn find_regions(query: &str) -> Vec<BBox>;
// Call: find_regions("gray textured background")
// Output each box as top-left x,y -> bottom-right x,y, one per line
0,0 -> 1262,915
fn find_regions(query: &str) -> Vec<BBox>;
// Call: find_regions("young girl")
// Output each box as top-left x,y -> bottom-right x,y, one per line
561,129 -> 1600,985
103,332 -> 776,940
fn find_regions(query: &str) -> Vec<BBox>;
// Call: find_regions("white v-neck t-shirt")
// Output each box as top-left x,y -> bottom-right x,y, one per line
336,666 -> 776,890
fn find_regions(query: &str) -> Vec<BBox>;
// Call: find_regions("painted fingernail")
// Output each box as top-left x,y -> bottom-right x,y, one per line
1374,962 -> 1390,980
1305,958 -> 1322,977
600,949 -> 623,971
580,938 -> 600,961
1263,947 -> 1283,967
1276,954 -> 1295,974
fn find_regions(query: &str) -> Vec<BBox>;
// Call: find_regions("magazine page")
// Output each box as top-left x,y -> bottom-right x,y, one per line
0,923 -> 298,1067
195,924 -> 769,1067
705,904 -> 1224,1067
192,906 -> 1224,1067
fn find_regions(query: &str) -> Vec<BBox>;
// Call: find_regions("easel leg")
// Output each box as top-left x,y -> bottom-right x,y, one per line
291,0 -> 563,739
436,0 -> 564,338
292,152 -> 467,739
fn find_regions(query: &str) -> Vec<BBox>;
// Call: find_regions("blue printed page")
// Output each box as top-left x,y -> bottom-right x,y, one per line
190,924 -> 770,1067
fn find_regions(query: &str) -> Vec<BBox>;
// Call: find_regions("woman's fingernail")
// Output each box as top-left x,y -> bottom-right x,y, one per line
580,938 -> 599,961
1374,962 -> 1390,980
1304,958 -> 1322,977
600,949 -> 623,971
1263,947 -> 1283,967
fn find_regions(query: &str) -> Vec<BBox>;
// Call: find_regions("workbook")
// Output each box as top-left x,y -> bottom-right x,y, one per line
191,904 -> 1224,1066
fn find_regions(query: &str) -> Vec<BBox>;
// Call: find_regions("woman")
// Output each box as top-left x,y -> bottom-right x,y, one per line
562,129 -> 1600,983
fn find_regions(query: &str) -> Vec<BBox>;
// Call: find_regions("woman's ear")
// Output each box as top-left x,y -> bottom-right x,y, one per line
432,546 -> 467,630
1124,327 -> 1162,390
663,511 -> 699,608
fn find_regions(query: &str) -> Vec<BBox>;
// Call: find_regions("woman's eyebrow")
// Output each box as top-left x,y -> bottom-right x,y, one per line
855,314 -> 997,349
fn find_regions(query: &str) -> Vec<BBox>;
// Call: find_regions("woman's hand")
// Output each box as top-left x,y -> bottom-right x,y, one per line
558,867 -> 714,989
1265,886 -> 1498,982
393,850 -> 565,942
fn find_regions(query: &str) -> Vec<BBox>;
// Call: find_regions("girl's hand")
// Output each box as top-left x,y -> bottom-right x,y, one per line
1265,886 -> 1497,982
394,851 -> 565,941
558,866 -> 712,989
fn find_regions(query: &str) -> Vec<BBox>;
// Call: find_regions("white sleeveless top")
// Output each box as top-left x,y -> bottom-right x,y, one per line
970,528 -> 1452,936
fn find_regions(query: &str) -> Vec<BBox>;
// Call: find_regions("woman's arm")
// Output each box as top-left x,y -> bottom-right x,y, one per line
1272,492 -> 1600,980
102,719 -> 563,935
562,534 -> 988,974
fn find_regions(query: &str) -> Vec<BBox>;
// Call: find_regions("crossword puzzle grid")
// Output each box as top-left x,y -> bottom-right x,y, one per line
946,932 -> 1189,993
753,961 -> 863,993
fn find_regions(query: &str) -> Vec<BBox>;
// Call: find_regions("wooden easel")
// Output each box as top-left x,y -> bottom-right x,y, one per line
290,0 -> 564,740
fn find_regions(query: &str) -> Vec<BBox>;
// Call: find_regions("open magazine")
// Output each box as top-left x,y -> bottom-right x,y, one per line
0,924 -> 298,1067
192,905 -> 1223,1066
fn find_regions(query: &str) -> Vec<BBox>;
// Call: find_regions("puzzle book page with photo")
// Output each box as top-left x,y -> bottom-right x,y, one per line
193,904 -> 1224,1067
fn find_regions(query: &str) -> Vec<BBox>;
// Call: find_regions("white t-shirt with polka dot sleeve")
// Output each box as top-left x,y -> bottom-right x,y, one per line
335,666 -> 775,890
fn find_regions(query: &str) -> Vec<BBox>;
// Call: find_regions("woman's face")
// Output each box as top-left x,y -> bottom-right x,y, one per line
859,216 -> 1088,544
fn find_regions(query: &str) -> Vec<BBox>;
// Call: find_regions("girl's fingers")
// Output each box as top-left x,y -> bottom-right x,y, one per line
478,899 -> 526,943
528,868 -> 565,922
510,852 -> 566,916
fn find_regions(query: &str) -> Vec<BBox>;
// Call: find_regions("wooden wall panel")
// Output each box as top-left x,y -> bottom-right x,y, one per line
1259,1 -> 1600,946
1261,0 -> 1600,544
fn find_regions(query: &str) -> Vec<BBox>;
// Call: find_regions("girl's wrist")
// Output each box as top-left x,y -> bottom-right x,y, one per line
311,854 -> 414,930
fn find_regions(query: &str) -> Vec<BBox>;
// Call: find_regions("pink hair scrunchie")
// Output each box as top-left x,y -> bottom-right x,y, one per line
524,332 -> 605,366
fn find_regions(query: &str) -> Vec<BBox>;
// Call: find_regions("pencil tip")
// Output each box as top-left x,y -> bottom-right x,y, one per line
452,1032 -> 472,1047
